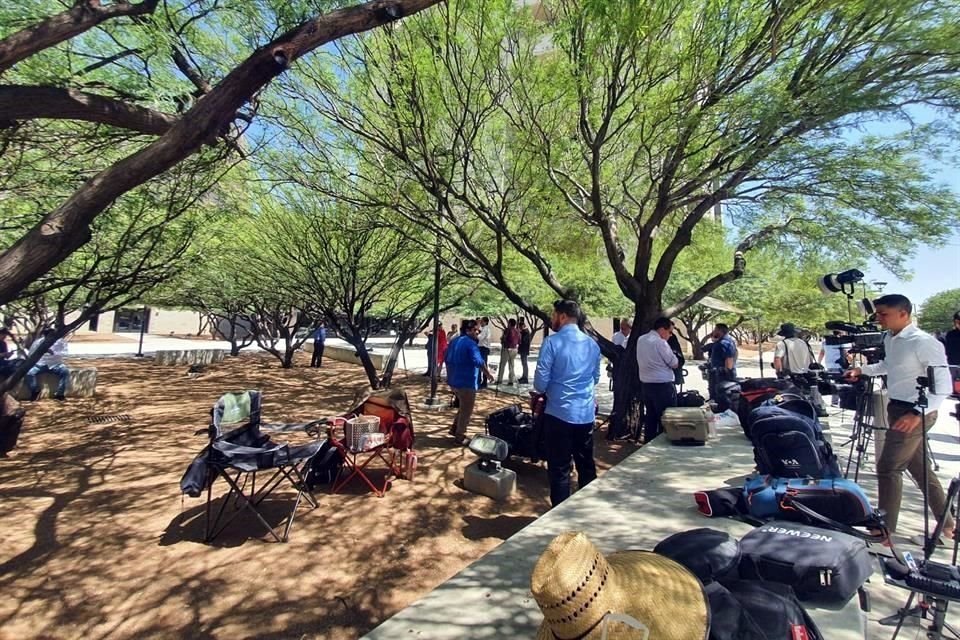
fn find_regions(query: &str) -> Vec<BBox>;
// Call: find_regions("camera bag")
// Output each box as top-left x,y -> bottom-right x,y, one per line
706,580 -> 824,640
677,389 -> 705,407
484,405 -> 544,460
743,476 -> 876,526
749,404 -> 840,478
654,528 -> 741,584
739,521 -> 873,603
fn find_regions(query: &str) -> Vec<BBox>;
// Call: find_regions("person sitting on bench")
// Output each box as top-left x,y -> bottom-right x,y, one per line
26,329 -> 70,401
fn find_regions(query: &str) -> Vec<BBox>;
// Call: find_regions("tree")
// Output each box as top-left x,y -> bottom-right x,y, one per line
237,189 -> 469,387
918,288 -> 960,333
290,0 -> 960,431
0,0 -> 444,306
0,153 -> 229,392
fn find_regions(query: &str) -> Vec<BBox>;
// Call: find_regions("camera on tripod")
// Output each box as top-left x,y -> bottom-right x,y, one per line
823,320 -> 885,363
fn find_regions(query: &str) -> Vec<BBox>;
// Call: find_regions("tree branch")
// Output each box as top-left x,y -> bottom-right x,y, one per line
0,0 -> 161,74
0,85 -> 178,135
0,0 -> 442,307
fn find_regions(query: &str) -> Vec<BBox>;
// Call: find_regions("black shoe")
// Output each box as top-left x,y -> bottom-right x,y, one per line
28,392 -> 40,402
53,394 -> 66,401
517,378 -> 529,384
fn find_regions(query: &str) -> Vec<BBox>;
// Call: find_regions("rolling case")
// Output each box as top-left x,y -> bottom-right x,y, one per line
662,407 -> 710,446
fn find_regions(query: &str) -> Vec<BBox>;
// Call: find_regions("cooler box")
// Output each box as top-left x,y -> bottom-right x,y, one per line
662,407 -> 710,446
463,460 -> 517,500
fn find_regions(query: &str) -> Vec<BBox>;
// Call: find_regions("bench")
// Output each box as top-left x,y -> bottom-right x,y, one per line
154,349 -> 226,366
11,368 -> 97,400
306,343 -> 387,370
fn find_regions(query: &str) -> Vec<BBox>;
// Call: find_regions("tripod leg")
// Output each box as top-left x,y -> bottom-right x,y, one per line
879,591 -> 916,638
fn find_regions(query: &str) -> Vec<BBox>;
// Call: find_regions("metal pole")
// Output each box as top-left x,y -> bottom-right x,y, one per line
135,305 -> 148,357
757,314 -> 764,377
427,251 -> 441,403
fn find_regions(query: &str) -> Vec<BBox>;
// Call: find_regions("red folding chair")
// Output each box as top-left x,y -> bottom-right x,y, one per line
328,388 -> 415,497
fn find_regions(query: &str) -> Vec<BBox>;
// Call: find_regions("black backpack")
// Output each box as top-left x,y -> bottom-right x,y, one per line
749,404 -> 840,478
654,528 -> 823,640
706,580 -> 824,640
305,440 -> 343,488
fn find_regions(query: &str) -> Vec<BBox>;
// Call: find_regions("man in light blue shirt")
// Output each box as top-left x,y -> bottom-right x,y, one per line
635,317 -> 679,443
534,299 -> 601,506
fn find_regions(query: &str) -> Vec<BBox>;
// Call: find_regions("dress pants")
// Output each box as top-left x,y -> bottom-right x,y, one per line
878,403 -> 953,533
641,381 -> 676,444
310,340 -> 324,367
452,388 -> 477,438
518,351 -> 529,381
478,347 -> 490,387
545,414 -> 597,507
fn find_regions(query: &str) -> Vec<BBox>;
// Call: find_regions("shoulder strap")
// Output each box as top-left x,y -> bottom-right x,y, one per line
781,494 -> 886,542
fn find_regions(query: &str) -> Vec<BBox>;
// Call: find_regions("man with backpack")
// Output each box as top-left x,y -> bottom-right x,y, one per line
774,323 -> 814,375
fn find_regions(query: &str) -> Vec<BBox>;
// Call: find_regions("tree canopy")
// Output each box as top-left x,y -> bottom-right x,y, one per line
918,288 -> 960,333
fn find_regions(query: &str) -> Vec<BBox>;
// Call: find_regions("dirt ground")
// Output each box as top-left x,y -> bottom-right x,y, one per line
0,352 -> 636,640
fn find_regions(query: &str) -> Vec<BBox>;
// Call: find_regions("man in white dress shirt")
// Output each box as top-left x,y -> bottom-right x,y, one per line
846,294 -> 953,538
635,317 -> 679,444
612,318 -> 632,349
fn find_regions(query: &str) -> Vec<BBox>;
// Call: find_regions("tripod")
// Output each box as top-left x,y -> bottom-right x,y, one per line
882,389 -> 960,640
840,375 -> 884,482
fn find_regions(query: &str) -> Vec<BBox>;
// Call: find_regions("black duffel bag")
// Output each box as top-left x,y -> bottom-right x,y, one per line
739,521 -> 873,604
485,404 -> 544,461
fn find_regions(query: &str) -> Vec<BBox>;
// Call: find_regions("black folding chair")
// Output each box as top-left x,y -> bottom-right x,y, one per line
194,391 -> 324,543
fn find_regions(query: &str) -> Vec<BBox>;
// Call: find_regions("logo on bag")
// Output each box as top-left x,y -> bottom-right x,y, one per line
790,625 -> 810,640
760,526 -> 832,542
781,458 -> 801,468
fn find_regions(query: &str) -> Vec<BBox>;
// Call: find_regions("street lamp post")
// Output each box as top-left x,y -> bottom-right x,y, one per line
135,305 -> 148,357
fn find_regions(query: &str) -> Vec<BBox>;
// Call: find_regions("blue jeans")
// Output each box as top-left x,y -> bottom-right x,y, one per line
26,363 -> 69,397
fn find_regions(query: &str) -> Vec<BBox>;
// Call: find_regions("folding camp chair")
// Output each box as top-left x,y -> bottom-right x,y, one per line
187,391 -> 325,542
327,388 -> 416,497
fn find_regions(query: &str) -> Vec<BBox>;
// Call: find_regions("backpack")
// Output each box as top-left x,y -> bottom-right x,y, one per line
305,440 -> 344,488
707,580 -> 824,640
749,404 -> 840,478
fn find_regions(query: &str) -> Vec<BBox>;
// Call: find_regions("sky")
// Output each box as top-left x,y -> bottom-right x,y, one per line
863,229 -> 960,306
858,106 -> 960,307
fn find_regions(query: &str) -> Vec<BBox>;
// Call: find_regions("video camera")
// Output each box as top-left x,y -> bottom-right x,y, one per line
823,320 -> 885,363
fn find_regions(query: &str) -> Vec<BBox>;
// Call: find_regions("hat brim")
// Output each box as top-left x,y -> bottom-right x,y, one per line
535,551 -> 709,640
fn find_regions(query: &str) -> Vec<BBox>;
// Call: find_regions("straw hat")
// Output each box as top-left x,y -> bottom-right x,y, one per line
531,532 -> 709,640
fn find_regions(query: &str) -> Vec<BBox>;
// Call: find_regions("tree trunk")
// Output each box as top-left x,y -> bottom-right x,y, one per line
281,349 -> 294,368
379,331 -> 414,389
691,339 -> 705,361
609,304 -> 661,440
345,333 -> 381,389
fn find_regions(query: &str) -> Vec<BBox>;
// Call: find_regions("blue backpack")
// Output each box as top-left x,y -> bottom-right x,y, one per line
749,402 -> 840,478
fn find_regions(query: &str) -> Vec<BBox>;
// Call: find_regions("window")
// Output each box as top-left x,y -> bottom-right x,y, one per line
113,308 -> 149,333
